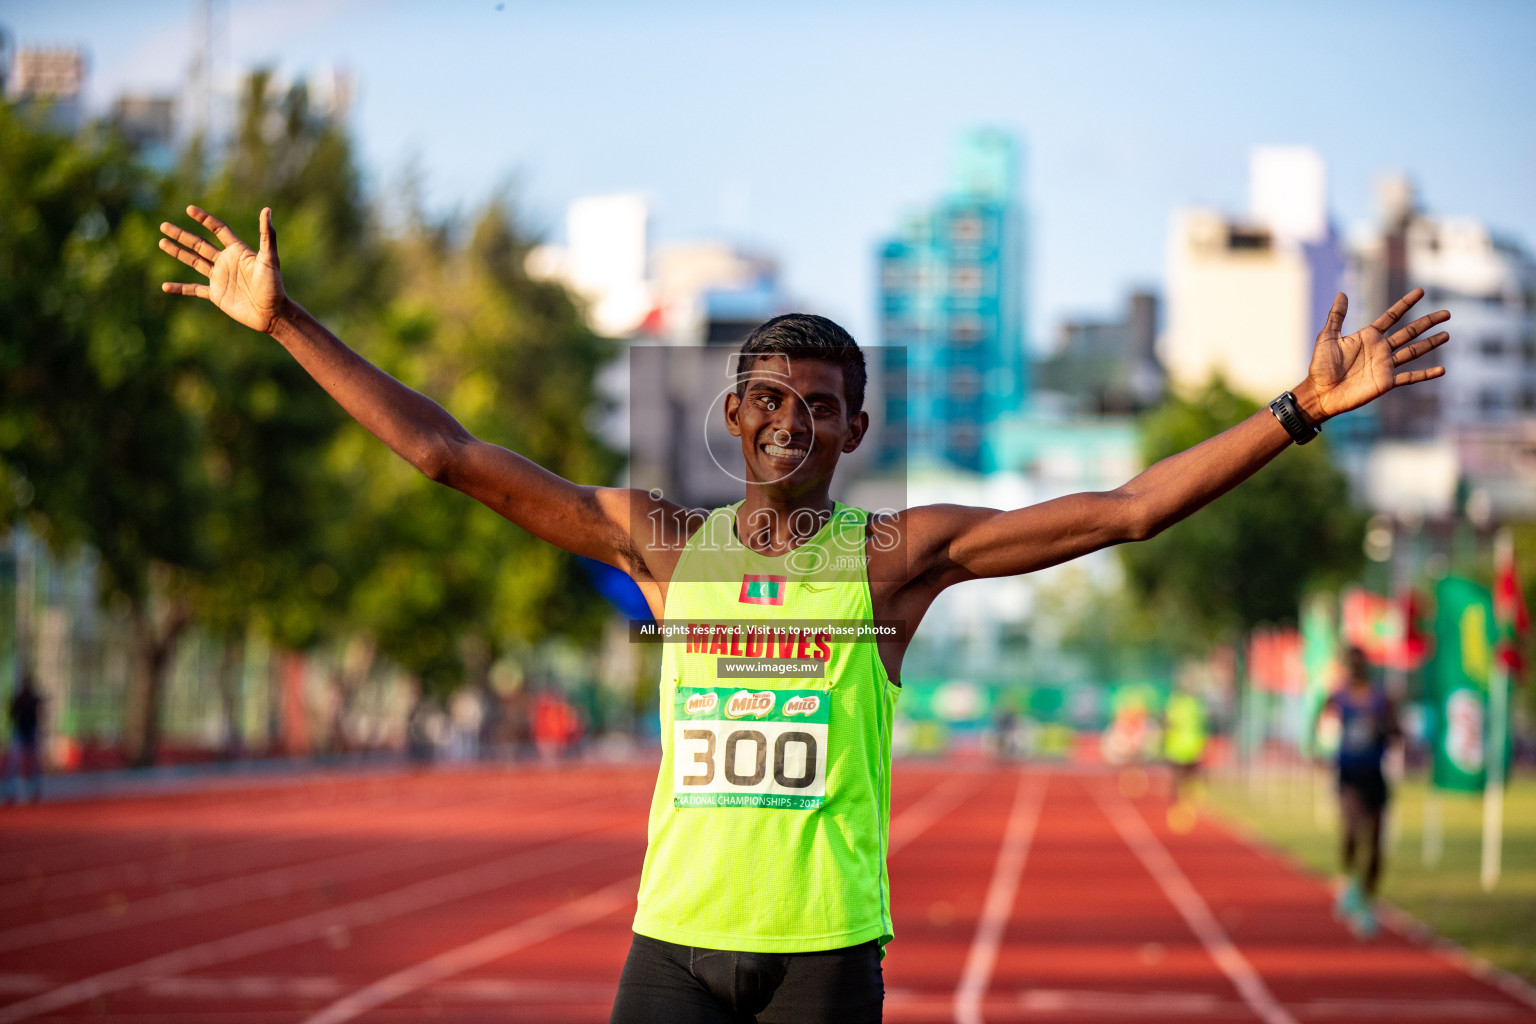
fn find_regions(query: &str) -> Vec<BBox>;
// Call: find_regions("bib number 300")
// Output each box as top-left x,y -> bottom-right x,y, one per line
673,687 -> 829,809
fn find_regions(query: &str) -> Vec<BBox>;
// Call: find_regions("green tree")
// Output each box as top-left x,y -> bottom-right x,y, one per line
334,200 -> 621,703
1119,378 -> 1366,645
0,103 -> 208,764
5,73 -> 622,764
165,71 -> 389,754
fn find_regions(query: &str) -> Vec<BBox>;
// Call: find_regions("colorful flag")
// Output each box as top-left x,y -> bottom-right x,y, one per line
1492,542 -> 1529,680
1247,627 -> 1303,694
1429,577 -> 1499,793
738,574 -> 787,606
1342,585 -> 1427,670
1482,530 -> 1521,891
1343,586 -> 1400,666
1402,587 -> 1432,668
1301,593 -> 1339,756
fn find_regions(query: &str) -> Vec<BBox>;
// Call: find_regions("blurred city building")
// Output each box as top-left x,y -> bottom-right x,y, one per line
1350,175 -> 1536,439
650,242 -> 785,347
529,193 -> 806,510
1161,150 -> 1536,527
891,432 -> 1147,755
1034,290 -> 1165,415
986,414 -> 1142,493
1162,146 -> 1344,401
0,26 -> 347,169
527,193 -> 789,345
877,128 -> 1028,473
868,132 -> 1159,716
1346,176 -> 1536,523
526,193 -> 653,338
5,46 -> 87,132
111,95 -> 178,170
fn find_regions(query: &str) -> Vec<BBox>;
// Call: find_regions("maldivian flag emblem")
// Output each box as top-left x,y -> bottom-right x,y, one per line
739,574 -> 788,606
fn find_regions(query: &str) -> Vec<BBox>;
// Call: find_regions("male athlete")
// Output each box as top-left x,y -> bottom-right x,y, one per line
1317,646 -> 1402,939
158,205 -> 1449,1022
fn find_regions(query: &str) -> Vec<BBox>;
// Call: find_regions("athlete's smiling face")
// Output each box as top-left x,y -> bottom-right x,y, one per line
724,355 -> 868,497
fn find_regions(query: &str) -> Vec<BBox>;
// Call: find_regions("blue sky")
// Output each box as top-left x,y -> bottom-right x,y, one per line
4,0 -> 1533,348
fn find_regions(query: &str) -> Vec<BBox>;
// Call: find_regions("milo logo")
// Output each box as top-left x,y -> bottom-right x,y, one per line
725,690 -> 775,719
684,692 -> 718,716
783,695 -> 820,717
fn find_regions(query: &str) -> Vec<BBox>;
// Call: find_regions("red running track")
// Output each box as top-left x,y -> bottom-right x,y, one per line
0,763 -> 1532,1023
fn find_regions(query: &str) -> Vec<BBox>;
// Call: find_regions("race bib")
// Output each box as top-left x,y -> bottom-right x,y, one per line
673,687 -> 829,809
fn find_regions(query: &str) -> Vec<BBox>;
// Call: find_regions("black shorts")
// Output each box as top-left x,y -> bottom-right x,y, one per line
1338,765 -> 1389,811
610,932 -> 884,1024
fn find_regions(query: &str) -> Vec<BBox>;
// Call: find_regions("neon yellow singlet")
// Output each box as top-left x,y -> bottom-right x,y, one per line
1164,692 -> 1207,764
632,501 -> 900,953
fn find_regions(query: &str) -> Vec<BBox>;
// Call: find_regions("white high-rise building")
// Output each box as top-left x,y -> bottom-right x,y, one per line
1249,146 -> 1328,247
1162,147 -> 1344,401
526,194 -> 654,338
525,193 -> 786,345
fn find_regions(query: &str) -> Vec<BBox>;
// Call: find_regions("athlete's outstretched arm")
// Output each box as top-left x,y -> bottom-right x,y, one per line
895,289 -> 1450,590
157,205 -> 654,573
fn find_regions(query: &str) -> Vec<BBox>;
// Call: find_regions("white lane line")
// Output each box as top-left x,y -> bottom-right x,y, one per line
144,975 -> 346,1000
953,773 -> 1046,1024
0,823 -> 635,1023
8,973 -> 617,1004
429,978 -> 617,1003
299,874 -> 640,1024
0,792 -> 622,953
1011,991 -> 1523,1020
1092,785 -> 1299,1024
0,838 -> 451,953
890,774 -> 983,855
1020,987 -> 1226,1015
297,777 -> 980,1024
1298,996 -> 1527,1019
0,780 -> 590,911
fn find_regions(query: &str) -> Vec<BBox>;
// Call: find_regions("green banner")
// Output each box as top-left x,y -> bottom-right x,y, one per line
1429,577 -> 1506,792
1301,592 -> 1338,757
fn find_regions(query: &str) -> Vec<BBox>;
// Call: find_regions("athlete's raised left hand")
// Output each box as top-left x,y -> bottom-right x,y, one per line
158,205 -> 287,334
1301,288 -> 1449,421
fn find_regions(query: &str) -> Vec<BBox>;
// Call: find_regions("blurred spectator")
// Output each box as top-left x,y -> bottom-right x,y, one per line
405,697 -> 439,766
990,698 -> 1020,761
4,674 -> 44,804
534,688 -> 580,761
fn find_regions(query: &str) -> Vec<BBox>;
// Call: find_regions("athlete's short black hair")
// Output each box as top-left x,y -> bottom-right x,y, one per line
735,313 -> 866,417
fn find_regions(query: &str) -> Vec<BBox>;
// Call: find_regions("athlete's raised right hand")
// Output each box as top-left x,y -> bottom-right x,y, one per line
159,205 -> 286,333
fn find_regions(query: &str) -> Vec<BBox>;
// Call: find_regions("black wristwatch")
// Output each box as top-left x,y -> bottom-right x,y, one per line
1269,391 -> 1320,445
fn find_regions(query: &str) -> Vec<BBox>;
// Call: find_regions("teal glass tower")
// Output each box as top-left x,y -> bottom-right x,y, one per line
877,129 -> 1027,473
